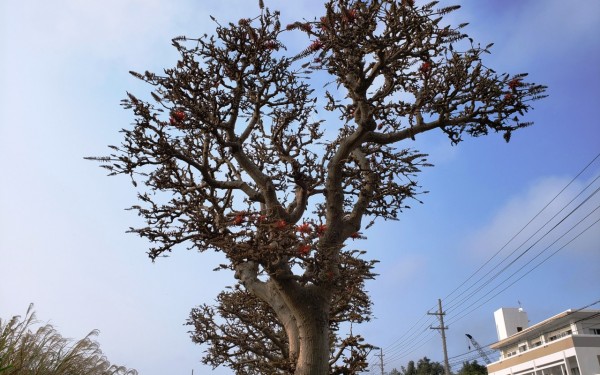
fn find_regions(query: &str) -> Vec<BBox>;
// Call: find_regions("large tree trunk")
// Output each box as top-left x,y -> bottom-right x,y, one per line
235,262 -> 332,374
294,307 -> 330,375
280,282 -> 331,375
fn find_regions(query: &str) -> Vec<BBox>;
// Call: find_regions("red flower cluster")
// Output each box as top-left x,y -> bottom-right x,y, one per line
504,93 -> 513,101
300,23 -> 312,32
170,110 -> 186,125
263,40 -> 279,51
316,224 -> 327,236
308,40 -> 323,52
232,214 -> 244,225
296,223 -> 312,234
508,78 -> 522,90
274,219 -> 287,230
298,244 -> 311,255
350,232 -> 362,240
342,9 -> 357,23
238,18 -> 251,26
320,16 -> 329,30
419,61 -> 431,74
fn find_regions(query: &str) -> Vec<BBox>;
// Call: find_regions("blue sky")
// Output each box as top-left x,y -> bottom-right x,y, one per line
1,1 -> 599,374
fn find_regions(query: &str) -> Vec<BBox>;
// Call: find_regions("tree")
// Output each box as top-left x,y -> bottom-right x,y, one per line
0,305 -> 137,375
400,360 -> 416,375
399,357 -> 443,375
88,0 -> 546,374
457,360 -> 487,375
186,249 -> 376,374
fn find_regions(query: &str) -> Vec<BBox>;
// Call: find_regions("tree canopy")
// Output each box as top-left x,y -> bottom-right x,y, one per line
457,360 -> 488,375
398,357 -> 444,375
88,0 -> 546,373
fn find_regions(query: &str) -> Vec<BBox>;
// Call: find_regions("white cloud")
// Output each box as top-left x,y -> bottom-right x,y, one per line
465,175 -> 600,260
453,0 -> 600,68
455,174 -> 600,311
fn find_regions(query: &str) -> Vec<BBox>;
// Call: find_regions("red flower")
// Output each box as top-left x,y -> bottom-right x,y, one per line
232,214 -> 244,225
263,40 -> 279,51
298,244 -> 311,255
342,9 -> 357,23
419,61 -> 431,74
171,110 -> 186,123
275,219 -> 287,230
316,224 -> 327,236
320,16 -> 329,30
296,223 -> 312,234
504,93 -> 513,101
300,23 -> 312,32
350,232 -> 362,240
308,40 -> 323,52
508,78 -> 522,90
256,214 -> 266,223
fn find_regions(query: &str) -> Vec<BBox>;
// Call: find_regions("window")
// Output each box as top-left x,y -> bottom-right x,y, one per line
591,328 -> 600,335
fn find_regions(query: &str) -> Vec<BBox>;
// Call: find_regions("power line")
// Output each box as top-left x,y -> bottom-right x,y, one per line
447,207 -> 600,325
445,176 -> 600,315
363,152 -> 600,372
441,152 -> 600,307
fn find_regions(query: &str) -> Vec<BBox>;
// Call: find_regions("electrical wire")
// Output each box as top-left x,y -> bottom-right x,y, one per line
441,152 -> 600,307
447,209 -> 600,325
446,299 -> 600,366
361,153 -> 600,373
445,176 -> 600,314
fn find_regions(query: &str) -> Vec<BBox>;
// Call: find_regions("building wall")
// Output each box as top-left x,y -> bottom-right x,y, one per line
488,336 -> 575,375
495,308 -> 529,341
488,334 -> 600,375
573,336 -> 600,375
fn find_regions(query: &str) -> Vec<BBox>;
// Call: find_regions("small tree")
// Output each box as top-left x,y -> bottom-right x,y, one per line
400,360 -> 416,375
400,357 -> 443,375
457,360 -> 487,375
88,0 -> 546,373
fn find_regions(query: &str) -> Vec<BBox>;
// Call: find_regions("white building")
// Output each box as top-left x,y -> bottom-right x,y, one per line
487,308 -> 600,375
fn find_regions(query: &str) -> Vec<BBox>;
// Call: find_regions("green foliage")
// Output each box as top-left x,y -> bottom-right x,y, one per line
400,357 -> 444,375
457,360 -> 487,375
0,305 -> 137,375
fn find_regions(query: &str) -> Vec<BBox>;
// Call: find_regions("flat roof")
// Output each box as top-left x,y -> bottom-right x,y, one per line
490,309 -> 600,349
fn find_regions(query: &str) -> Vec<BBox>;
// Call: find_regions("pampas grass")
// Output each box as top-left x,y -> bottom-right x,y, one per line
0,304 -> 137,374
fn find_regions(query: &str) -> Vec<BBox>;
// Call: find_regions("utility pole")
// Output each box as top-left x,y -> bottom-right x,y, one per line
374,347 -> 385,375
429,298 -> 451,375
